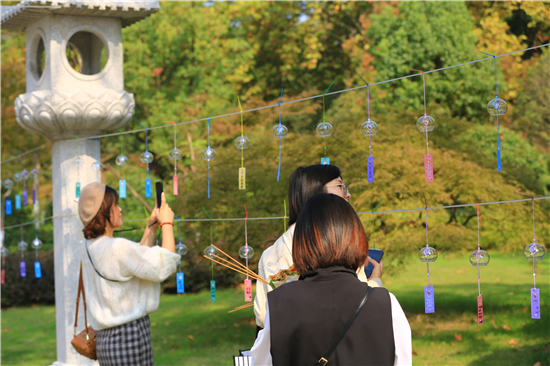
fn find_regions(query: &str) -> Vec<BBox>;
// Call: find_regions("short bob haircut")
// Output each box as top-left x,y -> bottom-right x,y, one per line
292,194 -> 368,274
287,164 -> 342,227
83,185 -> 119,240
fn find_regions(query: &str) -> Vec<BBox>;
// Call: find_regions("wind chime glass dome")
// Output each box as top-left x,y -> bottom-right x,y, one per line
272,124 -> 288,138
486,98 -> 508,116
92,162 -> 103,171
32,238 -> 43,250
21,169 -> 29,180
30,168 -> 40,178
239,246 -> 254,259
169,148 -> 183,161
140,151 -> 154,164
234,136 -> 250,150
523,242 -> 546,261
418,246 -> 438,262
3,178 -> 14,189
316,122 -> 333,137
202,147 -> 216,161
116,155 -> 128,166
469,249 -> 490,266
416,115 -> 436,132
176,242 -> 188,256
361,120 -> 379,136
18,240 -> 28,251
13,172 -> 23,182
1,246 -> 8,257
204,245 -> 219,258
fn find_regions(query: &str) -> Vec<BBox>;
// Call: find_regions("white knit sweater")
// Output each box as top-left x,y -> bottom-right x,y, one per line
81,236 -> 181,330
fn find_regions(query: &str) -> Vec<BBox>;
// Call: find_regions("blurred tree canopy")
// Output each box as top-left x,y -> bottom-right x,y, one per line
1,1 -> 548,287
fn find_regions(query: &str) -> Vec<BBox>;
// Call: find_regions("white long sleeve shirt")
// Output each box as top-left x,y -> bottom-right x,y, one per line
81,236 -> 181,330
254,224 -> 383,328
251,292 -> 412,366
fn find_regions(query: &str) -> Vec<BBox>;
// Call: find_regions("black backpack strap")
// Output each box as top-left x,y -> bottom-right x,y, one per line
85,240 -> 120,283
316,287 -> 372,366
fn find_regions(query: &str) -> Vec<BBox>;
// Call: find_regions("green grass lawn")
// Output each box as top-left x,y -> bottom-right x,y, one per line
1,251 -> 548,365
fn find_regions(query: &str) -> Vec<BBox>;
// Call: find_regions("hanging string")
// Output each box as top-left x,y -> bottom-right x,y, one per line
322,80 -> 335,158
479,51 -> 501,171
207,118 -> 212,199
421,190 -> 430,286
277,88 -> 284,182
137,120 -> 149,178
410,69 -> 430,155
238,96 -> 244,169
202,207 -> 214,280
163,121 -> 178,175
244,203 -> 249,280
476,203 -> 484,296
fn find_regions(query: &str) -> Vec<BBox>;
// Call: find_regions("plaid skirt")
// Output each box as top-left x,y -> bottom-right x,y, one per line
96,315 -> 154,366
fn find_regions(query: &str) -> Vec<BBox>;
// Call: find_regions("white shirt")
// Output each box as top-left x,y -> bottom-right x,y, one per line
251,293 -> 412,366
254,224 -> 383,328
81,236 -> 181,330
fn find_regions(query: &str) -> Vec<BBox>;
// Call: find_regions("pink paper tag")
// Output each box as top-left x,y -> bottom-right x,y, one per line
173,175 -> 178,195
424,155 -> 434,182
244,279 -> 252,302
477,295 -> 484,325
1,269 -> 4,284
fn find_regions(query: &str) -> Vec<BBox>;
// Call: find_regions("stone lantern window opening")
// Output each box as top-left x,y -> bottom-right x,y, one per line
29,33 -> 46,82
65,30 -> 108,76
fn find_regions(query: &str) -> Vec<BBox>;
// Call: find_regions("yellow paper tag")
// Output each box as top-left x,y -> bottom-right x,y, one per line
239,167 -> 246,190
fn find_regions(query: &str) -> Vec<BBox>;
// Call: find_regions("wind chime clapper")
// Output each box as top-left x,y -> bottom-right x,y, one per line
515,192 -> 546,320
479,51 -> 508,172
417,191 -> 438,314
111,122 -> 129,198
202,207 -> 218,301
20,154 -> 30,207
409,69 -> 436,182
273,88 -> 288,182
174,215 -> 188,294
18,227 -> 28,278
317,80 -> 336,165
30,153 -> 40,205
137,120 -> 154,198
202,118 -> 216,199
87,136 -> 103,182
235,97 -> 249,190
356,72 -> 379,183
163,121 -> 183,195
239,203 -> 255,302
468,203 -> 489,325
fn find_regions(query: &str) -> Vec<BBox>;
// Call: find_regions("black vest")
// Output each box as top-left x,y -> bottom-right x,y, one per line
268,267 -> 395,366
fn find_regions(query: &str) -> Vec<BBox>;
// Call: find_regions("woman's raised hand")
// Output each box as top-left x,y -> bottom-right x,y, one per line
147,207 -> 159,228
157,192 -> 174,225
367,256 -> 383,280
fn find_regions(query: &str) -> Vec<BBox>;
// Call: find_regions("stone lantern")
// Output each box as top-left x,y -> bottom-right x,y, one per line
1,1 -> 160,364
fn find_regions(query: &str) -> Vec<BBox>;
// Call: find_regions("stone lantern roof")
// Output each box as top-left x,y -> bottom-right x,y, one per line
1,0 -> 160,30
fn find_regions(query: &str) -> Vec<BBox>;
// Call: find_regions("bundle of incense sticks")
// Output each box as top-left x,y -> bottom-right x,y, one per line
229,302 -> 254,313
204,244 -> 268,285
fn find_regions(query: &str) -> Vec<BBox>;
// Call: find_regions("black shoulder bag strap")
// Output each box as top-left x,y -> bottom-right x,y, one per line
85,240 -> 120,283
316,287 -> 372,366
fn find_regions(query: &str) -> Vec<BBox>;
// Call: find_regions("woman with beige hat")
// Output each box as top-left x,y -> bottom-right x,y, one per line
77,182 -> 180,366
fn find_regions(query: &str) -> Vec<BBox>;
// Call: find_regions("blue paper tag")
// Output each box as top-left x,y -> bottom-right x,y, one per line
210,280 -> 216,302
321,157 -> 330,165
145,178 -> 152,198
119,180 -> 127,198
497,141 -> 501,172
367,157 -> 374,183
20,261 -> 26,277
6,200 -> 12,215
33,189 -> 36,204
424,285 -> 435,313
76,182 -> 81,198
177,272 -> 185,293
15,195 -> 21,210
23,190 -> 28,206
34,262 -> 42,278
531,288 -> 540,319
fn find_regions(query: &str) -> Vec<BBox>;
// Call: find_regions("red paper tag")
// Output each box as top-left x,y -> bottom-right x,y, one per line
1,269 -> 5,285
173,174 -> 178,195
424,155 -> 434,182
477,295 -> 483,325
244,279 -> 252,302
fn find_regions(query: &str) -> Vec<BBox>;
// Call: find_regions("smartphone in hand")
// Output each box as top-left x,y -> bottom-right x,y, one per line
365,248 -> 384,278
155,181 -> 163,208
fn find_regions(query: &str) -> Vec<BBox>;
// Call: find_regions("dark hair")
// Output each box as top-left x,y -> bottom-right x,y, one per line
292,194 -> 368,274
83,186 -> 119,240
287,164 -> 341,226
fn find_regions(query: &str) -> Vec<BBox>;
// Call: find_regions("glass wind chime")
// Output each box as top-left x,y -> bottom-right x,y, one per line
317,81 -> 335,165
164,121 -> 183,195
13,156 -> 24,210
357,74 -> 380,183
469,204 -> 490,325
30,153 -> 39,205
174,216 -> 188,293
410,69 -> 436,182
18,227 -> 27,278
137,120 -> 154,198
273,88 -> 288,182
235,97 -> 249,190
32,220 -> 43,278
4,158 -> 14,215
239,203 -> 255,302
113,123 -> 128,198
202,207 -> 218,301
418,193 -> 438,313
202,118 -> 216,199
88,136 -> 102,182
480,52 -> 508,171
72,136 -> 82,198
21,155 -> 29,207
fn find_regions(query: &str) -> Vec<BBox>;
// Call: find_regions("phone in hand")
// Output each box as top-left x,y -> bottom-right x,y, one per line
364,248 -> 384,278
155,181 -> 163,208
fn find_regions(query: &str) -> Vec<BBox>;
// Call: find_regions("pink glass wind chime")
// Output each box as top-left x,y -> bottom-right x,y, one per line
410,69 -> 436,182
418,193 -> 438,313
469,204 -> 490,325
164,121 -> 183,195
480,52 -> 508,171
240,204 -> 255,302
356,73 -> 379,182
516,193 -> 546,319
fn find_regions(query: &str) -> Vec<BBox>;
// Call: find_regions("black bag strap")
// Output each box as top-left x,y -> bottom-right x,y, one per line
85,239 -> 119,283
316,287 -> 372,366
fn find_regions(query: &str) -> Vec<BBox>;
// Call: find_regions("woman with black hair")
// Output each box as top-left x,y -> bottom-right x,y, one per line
251,194 -> 411,365
253,165 -> 383,330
